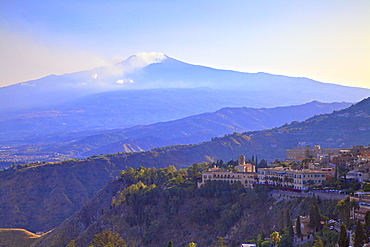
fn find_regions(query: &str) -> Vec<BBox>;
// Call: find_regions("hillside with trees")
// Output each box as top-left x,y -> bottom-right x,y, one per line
34,165 -> 340,247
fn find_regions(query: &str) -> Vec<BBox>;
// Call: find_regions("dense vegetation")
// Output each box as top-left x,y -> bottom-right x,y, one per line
34,163 -> 344,247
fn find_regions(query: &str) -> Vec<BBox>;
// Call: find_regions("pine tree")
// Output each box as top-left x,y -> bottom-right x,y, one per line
354,220 -> 365,247
338,224 -> 348,247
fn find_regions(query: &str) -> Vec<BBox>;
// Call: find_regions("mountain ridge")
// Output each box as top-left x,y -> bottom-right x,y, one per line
1,53 -> 369,111
0,100 -> 351,162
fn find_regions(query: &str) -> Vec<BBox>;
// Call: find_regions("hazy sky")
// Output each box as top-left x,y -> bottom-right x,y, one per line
1,0 -> 369,88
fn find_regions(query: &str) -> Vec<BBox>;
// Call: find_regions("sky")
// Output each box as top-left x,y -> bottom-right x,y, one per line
0,0 -> 369,89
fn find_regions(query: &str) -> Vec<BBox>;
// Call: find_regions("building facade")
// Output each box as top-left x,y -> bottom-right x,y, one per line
257,167 -> 329,190
286,145 -> 342,162
199,169 -> 257,189
350,192 -> 370,222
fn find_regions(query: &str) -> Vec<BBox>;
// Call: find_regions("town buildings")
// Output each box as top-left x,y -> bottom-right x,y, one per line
350,192 -> 370,222
199,145 -> 370,191
257,167 -> 330,190
285,145 -> 341,162
198,155 -> 257,189
286,144 -> 370,166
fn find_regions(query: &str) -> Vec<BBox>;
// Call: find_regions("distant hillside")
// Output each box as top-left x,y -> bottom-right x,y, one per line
1,100 -> 350,162
0,97 -> 368,233
73,100 -> 351,157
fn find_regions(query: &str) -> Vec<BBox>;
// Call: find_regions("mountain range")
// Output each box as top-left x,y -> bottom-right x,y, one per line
1,52 -> 369,163
0,100 -> 350,163
0,96 -> 368,235
1,52 -> 369,111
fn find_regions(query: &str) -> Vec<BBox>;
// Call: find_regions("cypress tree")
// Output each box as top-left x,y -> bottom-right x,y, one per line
309,203 -> 321,232
287,220 -> 294,237
280,210 -> 285,232
354,220 -> 365,247
285,209 -> 291,227
365,211 -> 370,241
338,224 -> 348,247
296,215 -> 302,238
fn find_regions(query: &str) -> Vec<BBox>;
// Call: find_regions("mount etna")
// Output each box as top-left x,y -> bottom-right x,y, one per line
1,52 -> 368,163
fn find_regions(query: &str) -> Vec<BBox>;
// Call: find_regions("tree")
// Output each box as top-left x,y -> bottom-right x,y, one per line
309,203 -> 321,232
270,231 -> 281,246
322,225 -> 339,247
354,220 -> 365,247
90,229 -> 126,247
212,237 -> 227,247
296,215 -> 302,239
261,241 -> 272,247
278,232 -> 293,247
287,220 -> 294,237
280,210 -> 285,232
363,183 -> 370,192
313,235 -> 324,247
285,209 -> 291,227
187,243 -> 197,247
336,197 -> 350,227
67,240 -> 77,247
350,199 -> 360,221
365,211 -> 370,241
338,224 -> 348,247
167,240 -> 174,247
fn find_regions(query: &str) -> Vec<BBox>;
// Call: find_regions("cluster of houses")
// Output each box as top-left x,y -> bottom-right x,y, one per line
199,144 -> 370,191
199,144 -> 370,246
